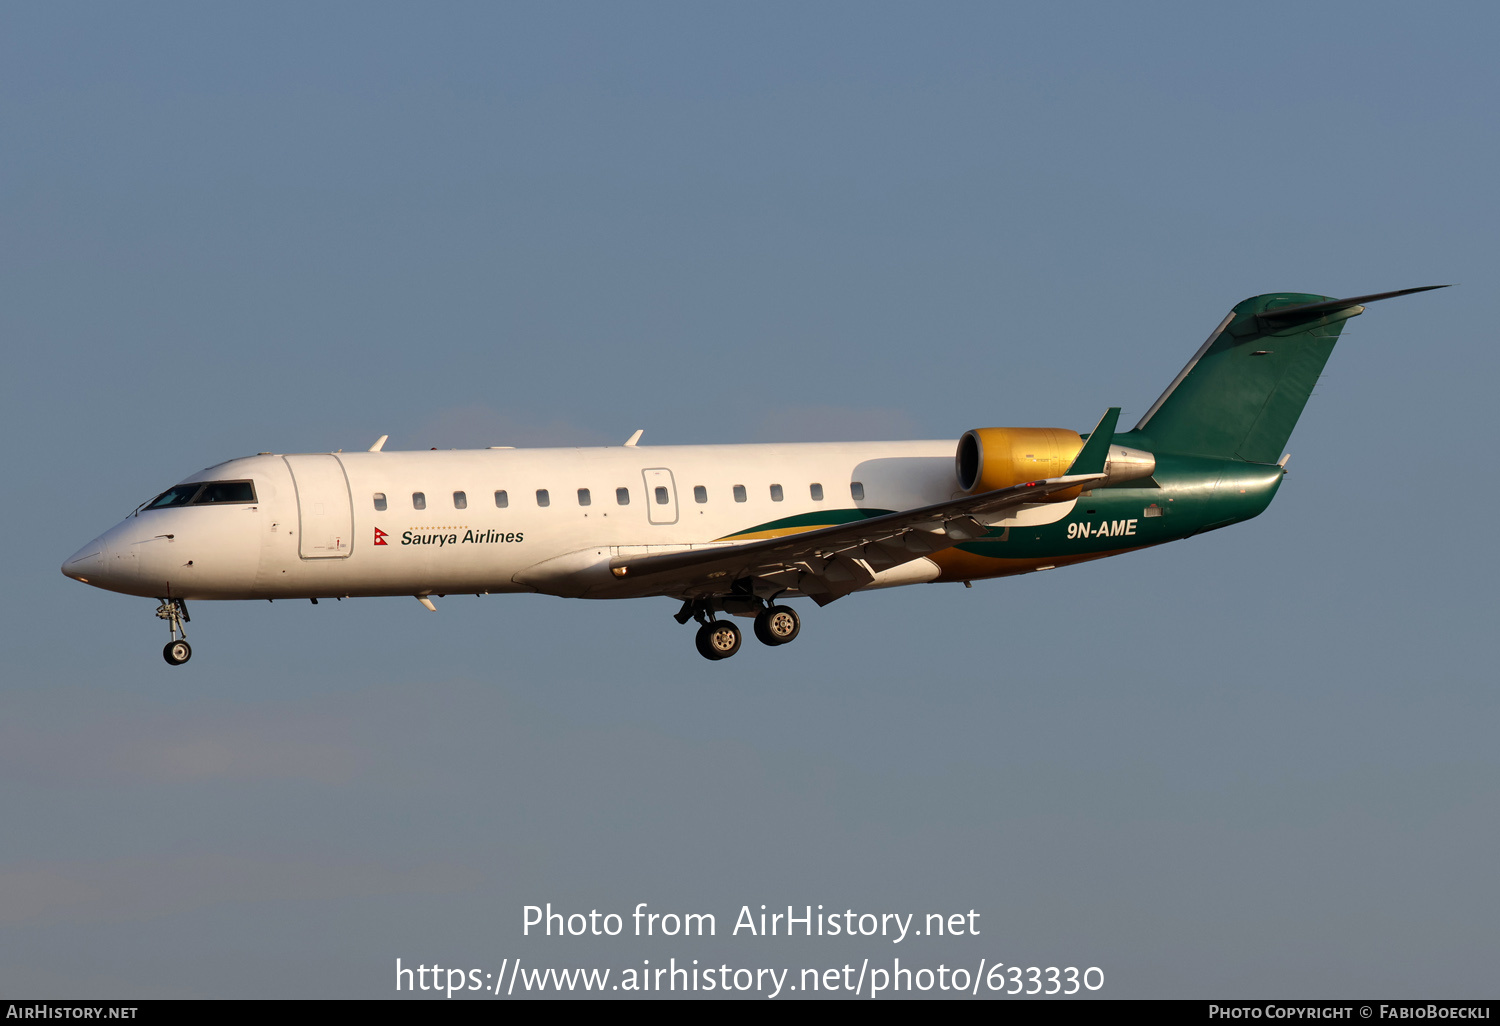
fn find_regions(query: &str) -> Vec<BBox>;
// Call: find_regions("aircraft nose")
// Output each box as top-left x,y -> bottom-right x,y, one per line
61,539 -> 107,583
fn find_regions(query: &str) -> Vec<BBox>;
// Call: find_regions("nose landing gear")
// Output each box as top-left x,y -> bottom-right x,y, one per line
156,598 -> 192,665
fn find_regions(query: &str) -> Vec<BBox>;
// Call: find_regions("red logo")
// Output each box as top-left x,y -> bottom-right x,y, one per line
373,527 -> 388,546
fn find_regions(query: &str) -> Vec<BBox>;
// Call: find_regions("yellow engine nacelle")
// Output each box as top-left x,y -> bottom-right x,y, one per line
956,427 -> 1156,496
955,427 -> 1084,494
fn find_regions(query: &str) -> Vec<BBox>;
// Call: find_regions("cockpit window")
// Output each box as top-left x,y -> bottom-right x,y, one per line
196,481 -> 257,504
145,484 -> 203,509
143,480 -> 256,510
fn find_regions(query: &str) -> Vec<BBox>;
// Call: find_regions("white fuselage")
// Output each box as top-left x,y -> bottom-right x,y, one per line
62,442 -> 976,603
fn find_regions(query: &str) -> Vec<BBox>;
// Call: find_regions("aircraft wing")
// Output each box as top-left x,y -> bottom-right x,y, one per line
609,470 -> 1107,605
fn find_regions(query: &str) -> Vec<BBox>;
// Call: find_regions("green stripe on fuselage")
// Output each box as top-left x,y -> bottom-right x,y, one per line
718,507 -> 894,541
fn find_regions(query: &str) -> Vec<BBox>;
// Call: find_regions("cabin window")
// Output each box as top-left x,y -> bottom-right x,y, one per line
494,490 -> 508,508
770,484 -> 783,502
850,481 -> 865,500
616,487 -> 630,505
578,488 -> 591,506
536,489 -> 550,507
809,483 -> 823,501
373,492 -> 387,511
453,491 -> 467,509
733,484 -> 747,503
412,492 -> 426,510
195,481 -> 257,504
654,486 -> 669,505
693,485 -> 707,503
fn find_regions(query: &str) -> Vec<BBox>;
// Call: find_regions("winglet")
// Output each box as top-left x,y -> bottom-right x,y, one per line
368,434 -> 388,452
623,429 -> 644,447
1067,408 -> 1121,476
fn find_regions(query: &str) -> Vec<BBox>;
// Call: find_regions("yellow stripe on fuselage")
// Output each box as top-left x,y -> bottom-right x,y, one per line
717,523 -> 845,542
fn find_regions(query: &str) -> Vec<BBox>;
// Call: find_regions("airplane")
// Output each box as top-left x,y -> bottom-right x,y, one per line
61,286 -> 1445,665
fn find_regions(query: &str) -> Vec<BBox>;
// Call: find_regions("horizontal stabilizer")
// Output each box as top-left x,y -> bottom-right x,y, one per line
1252,285 -> 1451,331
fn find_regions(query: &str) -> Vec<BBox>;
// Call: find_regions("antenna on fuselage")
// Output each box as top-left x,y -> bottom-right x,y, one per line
623,429 -> 644,447
368,435 -> 388,452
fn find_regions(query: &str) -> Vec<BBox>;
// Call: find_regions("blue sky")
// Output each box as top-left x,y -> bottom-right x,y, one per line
3,1 -> 1497,998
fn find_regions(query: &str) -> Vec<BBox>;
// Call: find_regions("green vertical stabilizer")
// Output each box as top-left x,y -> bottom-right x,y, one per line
1118,286 -> 1444,464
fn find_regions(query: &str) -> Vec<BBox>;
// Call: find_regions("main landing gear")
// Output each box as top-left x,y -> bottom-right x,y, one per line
156,597 -> 192,665
679,598 -> 802,661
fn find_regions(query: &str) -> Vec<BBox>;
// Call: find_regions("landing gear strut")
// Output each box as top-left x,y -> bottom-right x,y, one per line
156,598 -> 192,665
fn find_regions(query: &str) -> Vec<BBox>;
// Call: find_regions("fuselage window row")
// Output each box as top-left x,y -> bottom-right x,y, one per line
375,480 -> 860,516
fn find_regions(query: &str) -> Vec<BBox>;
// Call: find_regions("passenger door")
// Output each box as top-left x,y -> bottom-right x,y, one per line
283,454 -> 355,558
